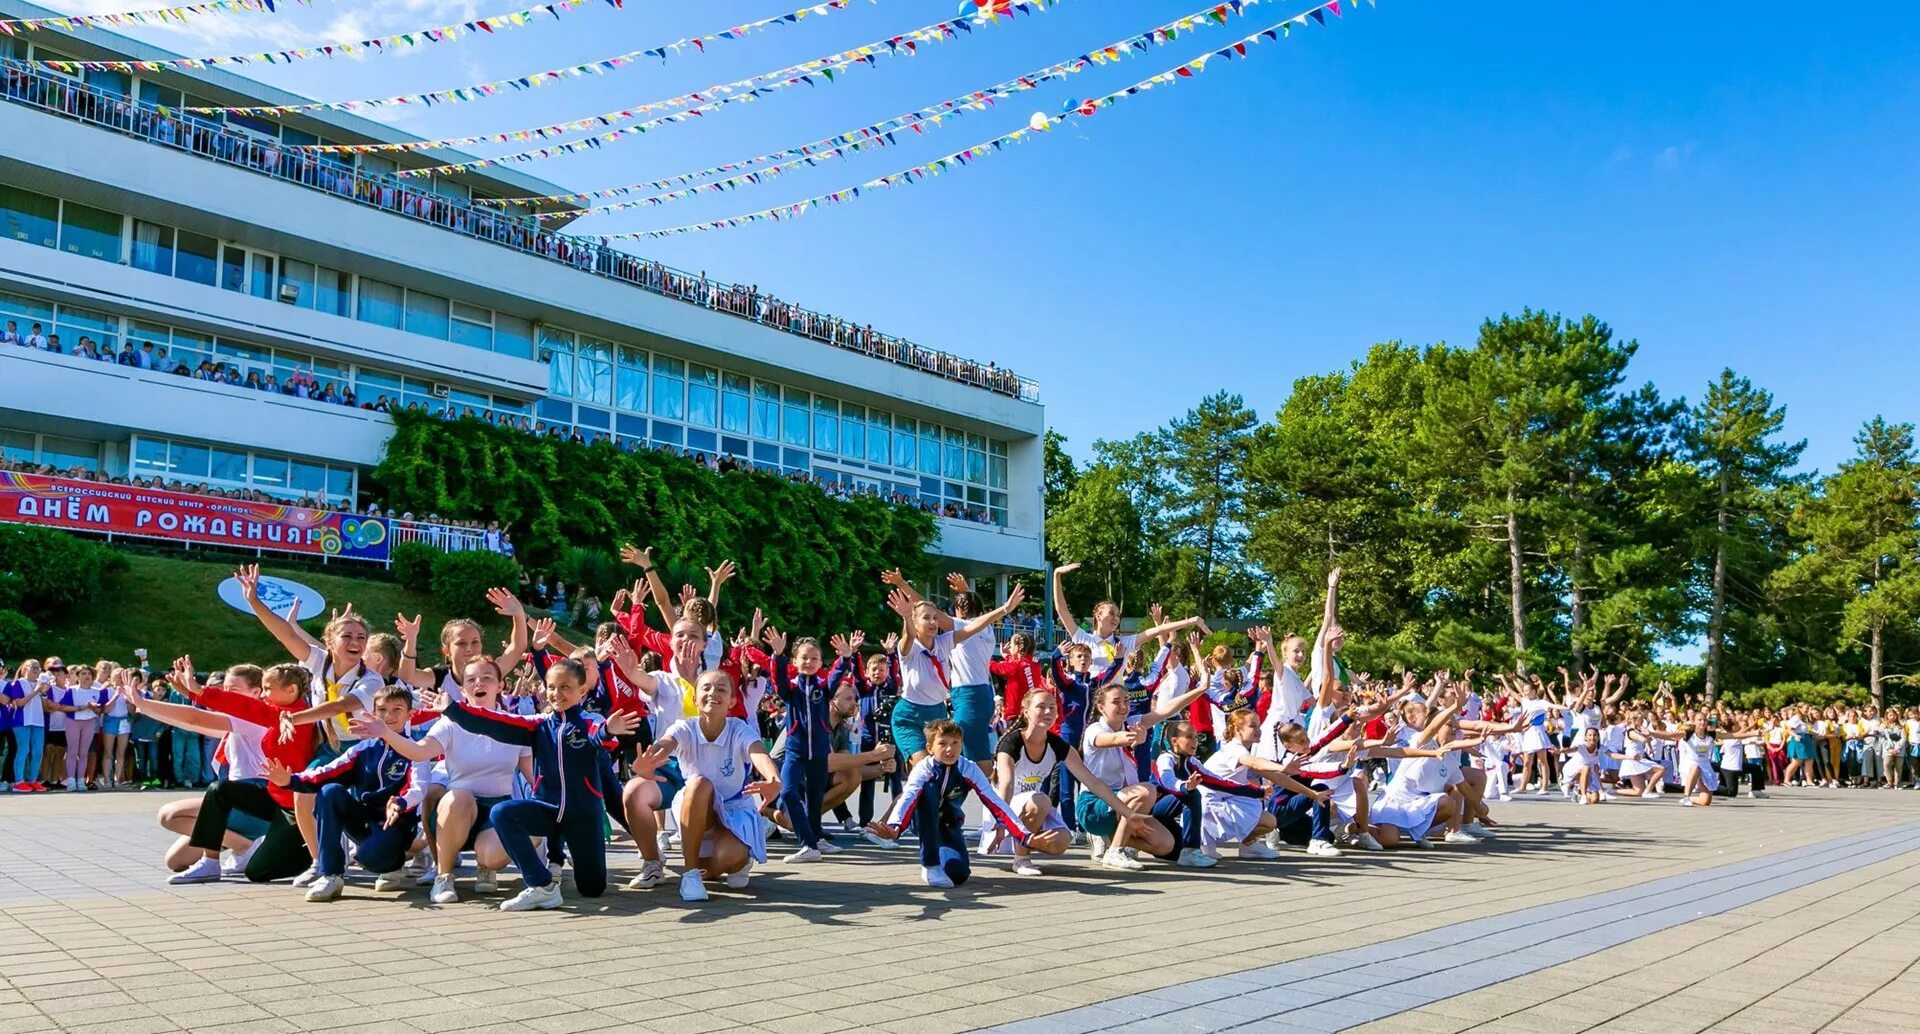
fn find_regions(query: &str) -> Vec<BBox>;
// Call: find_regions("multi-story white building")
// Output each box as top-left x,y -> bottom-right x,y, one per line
0,1 -> 1044,582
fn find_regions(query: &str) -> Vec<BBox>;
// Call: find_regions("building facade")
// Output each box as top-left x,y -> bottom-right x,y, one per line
0,2 -> 1045,580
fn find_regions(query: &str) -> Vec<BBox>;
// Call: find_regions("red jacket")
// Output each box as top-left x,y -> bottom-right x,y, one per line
991,656 -> 1048,724
198,685 -> 316,808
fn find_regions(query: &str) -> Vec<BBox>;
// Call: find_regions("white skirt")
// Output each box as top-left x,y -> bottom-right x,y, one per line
978,791 -> 1065,855
1320,774 -> 1360,826
1200,791 -> 1263,848
1618,756 -> 1659,780
1520,727 -> 1552,753
1370,789 -> 1441,842
702,795 -> 768,864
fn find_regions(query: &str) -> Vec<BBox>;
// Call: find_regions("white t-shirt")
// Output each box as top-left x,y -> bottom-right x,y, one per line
105,688 -> 131,719
1070,628 -> 1137,671
947,626 -> 996,687
423,717 -> 531,797
664,716 -> 760,801
647,670 -> 697,739
1719,736 -> 1747,772
66,685 -> 105,722
1203,740 -> 1257,785
1080,716 -> 1144,791
303,645 -> 382,740
899,632 -> 956,707
21,681 -> 44,727
223,717 -> 269,782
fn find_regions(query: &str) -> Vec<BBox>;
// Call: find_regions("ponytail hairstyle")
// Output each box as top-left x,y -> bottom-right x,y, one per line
1094,683 -> 1130,711
1226,708 -> 1260,741
321,612 -> 370,654
364,633 -> 402,677
683,597 -> 717,629
262,662 -> 313,704
439,618 -> 483,659
950,590 -> 981,619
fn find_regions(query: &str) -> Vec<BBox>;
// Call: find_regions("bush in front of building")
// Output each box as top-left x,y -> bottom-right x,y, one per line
426,548 -> 521,619
370,409 -> 937,635
0,525 -> 130,620
392,541 -> 442,594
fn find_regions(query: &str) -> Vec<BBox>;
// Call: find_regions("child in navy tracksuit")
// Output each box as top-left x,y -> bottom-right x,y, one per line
747,630 -> 850,859
439,657 -> 632,911
850,643 -> 903,828
272,685 -> 422,901
870,719 -> 1027,888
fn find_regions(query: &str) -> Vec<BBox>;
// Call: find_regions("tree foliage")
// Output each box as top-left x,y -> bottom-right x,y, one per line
370,410 -> 937,634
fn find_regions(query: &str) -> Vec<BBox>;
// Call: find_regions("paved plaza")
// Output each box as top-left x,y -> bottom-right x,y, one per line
3,787 -> 1918,1034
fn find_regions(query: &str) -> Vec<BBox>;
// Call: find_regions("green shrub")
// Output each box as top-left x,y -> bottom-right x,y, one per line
428,550 -> 520,618
0,526 -> 129,619
1723,681 -> 1870,711
553,546 -> 624,606
392,541 -> 442,594
371,408 -> 937,634
0,608 -> 36,658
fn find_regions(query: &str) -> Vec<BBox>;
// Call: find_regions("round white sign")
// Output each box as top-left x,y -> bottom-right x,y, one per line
217,575 -> 327,622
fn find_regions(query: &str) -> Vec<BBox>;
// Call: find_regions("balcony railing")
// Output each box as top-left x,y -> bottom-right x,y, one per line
0,59 -> 1040,403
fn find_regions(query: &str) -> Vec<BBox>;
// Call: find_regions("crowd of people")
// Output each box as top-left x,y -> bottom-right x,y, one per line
7,551 -> 1905,916
2,57 -> 1033,401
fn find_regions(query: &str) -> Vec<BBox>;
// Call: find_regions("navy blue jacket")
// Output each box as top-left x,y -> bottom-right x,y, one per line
287,738 -> 417,809
441,701 -> 616,823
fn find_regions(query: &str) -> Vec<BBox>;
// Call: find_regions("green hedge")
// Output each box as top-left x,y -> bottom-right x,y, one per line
0,526 -> 127,656
392,541 -> 440,593
371,410 -> 937,634
1722,682 -> 1872,711
428,550 -> 520,618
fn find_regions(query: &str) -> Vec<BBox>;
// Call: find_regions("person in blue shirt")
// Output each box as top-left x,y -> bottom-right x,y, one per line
437,657 -> 639,912
748,627 -> 853,863
268,685 -> 422,903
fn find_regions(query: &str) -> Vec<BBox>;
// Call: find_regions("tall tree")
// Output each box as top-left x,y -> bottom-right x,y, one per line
1041,428 -> 1078,516
1778,418 -> 1920,708
1161,392 -> 1260,618
1681,370 -> 1806,700
1045,461 -> 1150,618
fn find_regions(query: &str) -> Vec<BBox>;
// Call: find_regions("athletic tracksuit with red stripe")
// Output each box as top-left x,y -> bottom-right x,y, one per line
440,701 -> 620,897
885,755 -> 1028,887
1152,752 -> 1260,857
286,738 -> 420,879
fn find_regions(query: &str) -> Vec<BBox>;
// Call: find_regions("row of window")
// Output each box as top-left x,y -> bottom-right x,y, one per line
0,182 -> 535,358
539,328 -> 1011,491
0,428 -> 103,473
130,435 -> 356,503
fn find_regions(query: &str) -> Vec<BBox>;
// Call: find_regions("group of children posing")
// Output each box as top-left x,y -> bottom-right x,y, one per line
26,555 -> 1797,913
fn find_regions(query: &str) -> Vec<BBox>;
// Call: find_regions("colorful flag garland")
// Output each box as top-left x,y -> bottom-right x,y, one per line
0,0 -> 300,36
494,0 -> 1289,217
188,0 -> 875,117
285,0 -> 886,152
33,0 -> 615,73
603,0 -> 1369,240
388,1 -> 1058,178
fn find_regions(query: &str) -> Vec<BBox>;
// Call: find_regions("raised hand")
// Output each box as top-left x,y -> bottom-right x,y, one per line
619,543 -> 653,569
603,709 -> 642,737
946,572 -> 969,594
610,588 -> 631,615
885,588 -> 913,618
707,559 -> 738,587
1148,601 -> 1165,627
763,627 -> 789,655
395,613 -> 422,643
1054,562 -> 1082,577
828,634 -> 852,658
882,632 -> 900,654
529,617 -> 556,650
234,563 -> 260,601
678,583 -> 699,609
848,630 -> 866,653
879,568 -> 909,589
1328,567 -> 1342,588
485,587 -> 525,619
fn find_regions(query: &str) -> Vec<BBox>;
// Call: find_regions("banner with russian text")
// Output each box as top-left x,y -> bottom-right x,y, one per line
0,473 -> 390,562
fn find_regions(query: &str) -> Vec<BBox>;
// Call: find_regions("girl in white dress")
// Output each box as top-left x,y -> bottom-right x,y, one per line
639,670 -> 783,902
1644,717 -> 1718,806
1558,728 -> 1606,804
1610,719 -> 1667,797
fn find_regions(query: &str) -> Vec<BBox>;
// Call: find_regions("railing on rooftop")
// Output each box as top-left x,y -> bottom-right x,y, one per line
0,59 -> 1040,403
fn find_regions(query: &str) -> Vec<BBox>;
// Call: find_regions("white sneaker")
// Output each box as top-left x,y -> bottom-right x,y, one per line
1356,831 -> 1385,852
290,864 -> 321,889
679,870 -> 709,902
921,865 -> 955,888
412,861 -> 439,886
372,870 -> 407,893
862,829 -> 898,849
724,861 -> 755,890
1071,830 -> 1086,846
1239,840 -> 1281,860
1495,793 -> 1514,802
656,831 -> 674,857
304,874 -> 345,902
430,874 -> 459,905
1307,839 -> 1342,858
404,851 -> 431,876
1262,830 -> 1282,852
500,882 -> 563,911
627,860 -> 667,890
1443,829 -> 1483,845
1200,844 -> 1222,860
840,818 -> 862,836
1751,789 -> 1769,799
1011,857 -> 1043,876
785,846 -> 823,864
817,839 -> 842,855
221,838 -> 262,877
1087,834 -> 1109,861
168,857 -> 223,885
1465,821 -> 1497,839
1101,849 -> 1145,871
1600,792 -> 1617,802
1176,848 -> 1218,869
474,867 -> 498,893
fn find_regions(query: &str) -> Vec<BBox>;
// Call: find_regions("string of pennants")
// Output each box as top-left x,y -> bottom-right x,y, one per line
189,0 -> 877,117
387,1 -> 1058,177
604,0 -> 1367,240
33,0 -> 616,72
0,0 -> 300,36
492,0 -> 1287,215
290,0 -> 1040,155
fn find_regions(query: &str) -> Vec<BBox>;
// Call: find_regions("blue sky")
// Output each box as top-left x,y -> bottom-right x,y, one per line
59,0 -> 1920,473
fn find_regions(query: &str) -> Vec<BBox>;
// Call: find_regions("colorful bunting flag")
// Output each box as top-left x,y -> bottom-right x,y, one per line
31,0 -> 610,72
490,0 -> 1288,215
0,0 -> 299,36
602,0 -> 1363,240
387,1 -> 1058,177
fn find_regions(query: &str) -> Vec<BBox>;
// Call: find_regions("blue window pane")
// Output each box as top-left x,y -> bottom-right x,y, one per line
687,429 -> 717,453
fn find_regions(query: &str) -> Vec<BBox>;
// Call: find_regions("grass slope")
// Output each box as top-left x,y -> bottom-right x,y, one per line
28,553 -> 513,670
